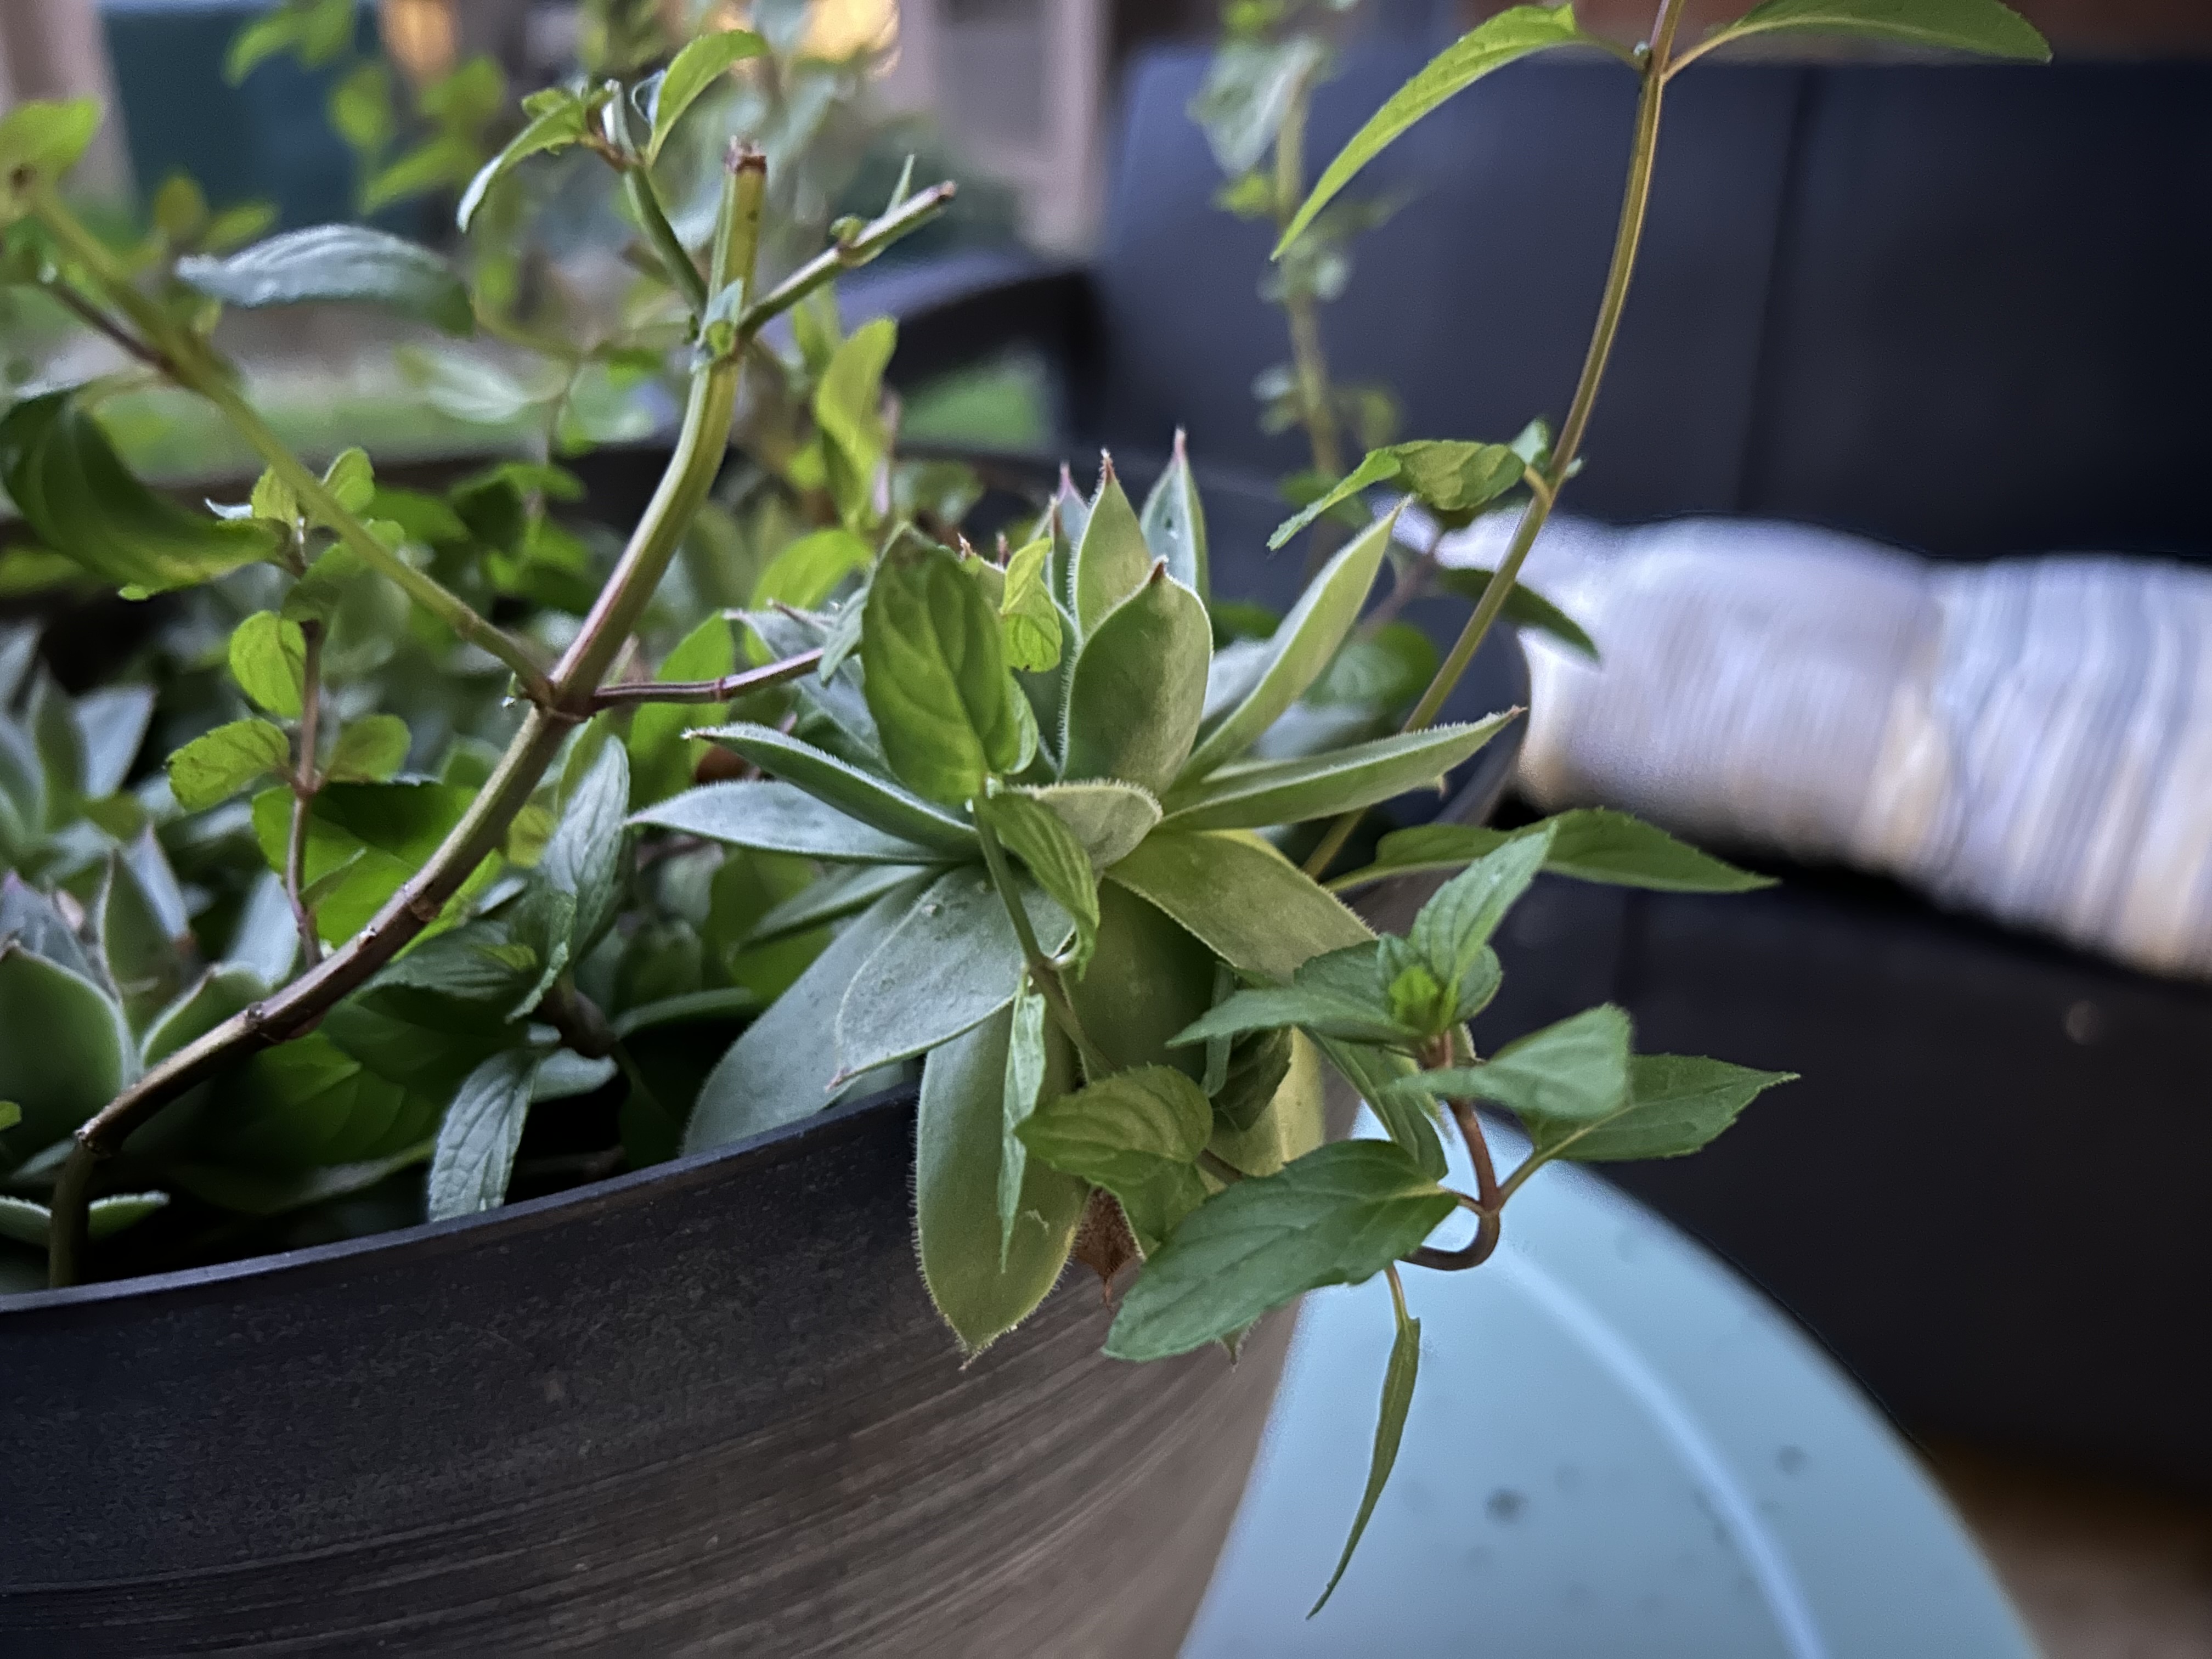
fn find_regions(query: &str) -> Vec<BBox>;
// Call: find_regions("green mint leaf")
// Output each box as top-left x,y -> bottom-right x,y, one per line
1018,1065 -> 1214,1255
647,26 -> 768,162
458,90 -> 589,231
626,612 -> 736,808
1518,1052 -> 1798,1163
1407,824 -> 1554,987
227,611 -> 308,718
1359,810 -> 1774,894
635,778 -> 952,865
1105,1139 -> 1454,1360
1210,1026 -> 1295,1135
319,445 -> 375,517
1312,1292 -> 1421,1614
815,319 -> 897,533
178,224 -> 475,336
1175,941 -> 1410,1048
1385,439 -> 1525,523
424,1047 -> 539,1220
1265,450 -> 1401,551
859,540 -> 1026,807
1277,5 -> 1589,255
691,723 -> 979,854
540,738 -> 629,956
1311,1033 -> 1446,1178
168,718 -> 291,811
1418,1003 -> 1633,1124
249,465 -> 300,526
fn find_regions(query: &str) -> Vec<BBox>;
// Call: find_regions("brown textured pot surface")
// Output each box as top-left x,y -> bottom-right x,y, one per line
0,1086 -> 1291,1656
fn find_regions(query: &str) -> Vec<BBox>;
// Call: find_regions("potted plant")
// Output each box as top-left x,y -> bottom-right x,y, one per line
0,0 -> 2045,1649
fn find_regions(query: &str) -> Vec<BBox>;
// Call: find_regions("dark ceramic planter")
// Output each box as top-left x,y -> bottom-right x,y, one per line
0,1085 -> 1293,1656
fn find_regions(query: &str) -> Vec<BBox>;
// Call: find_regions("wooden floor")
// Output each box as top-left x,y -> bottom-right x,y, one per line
1927,1444 -> 2212,1658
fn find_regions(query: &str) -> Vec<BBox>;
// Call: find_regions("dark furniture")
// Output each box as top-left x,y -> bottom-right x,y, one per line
872,43 -> 2212,1489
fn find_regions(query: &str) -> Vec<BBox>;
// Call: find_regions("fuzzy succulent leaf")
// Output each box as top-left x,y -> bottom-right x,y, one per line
918,1001 -> 1086,1354
1061,566 -> 1212,797
0,941 -> 131,1159
1139,431 -> 1210,600
859,540 -> 1026,807
1108,830 -> 1369,982
834,866 -> 1070,1082
1012,780 -> 1160,869
1186,509 -> 1396,777
682,727 -> 978,855
998,975 -> 1053,1267
1164,716 -> 1515,833
1071,461 -> 1153,636
685,875 -> 933,1150
978,787 -> 1098,969
635,779 -> 951,865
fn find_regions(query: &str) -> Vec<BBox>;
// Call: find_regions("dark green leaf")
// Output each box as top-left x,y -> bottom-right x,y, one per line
1163,716 -> 1516,832
1312,1032 -> 1446,1178
686,725 -> 978,854
228,611 -> 307,718
1417,1003 -> 1632,1125
1189,509 -> 1396,775
1105,1139 -> 1454,1361
1407,823 -> 1554,999
1212,1025 -> 1296,1136
918,1002 -> 1086,1354
1072,459 -> 1154,635
634,778 -> 952,864
1018,1065 -> 1213,1255
626,612 -> 734,806
1175,942 -> 1409,1048
1312,1290 -> 1420,1615
1277,5 -> 1589,254
1434,565 -> 1598,659
424,1048 -> 538,1220
1108,829 -> 1369,981
325,714 -> 410,783
0,393 -> 274,596
1062,566 -> 1212,797
835,865 -> 1067,1080
1708,0 -> 2047,59
1139,430 -> 1210,600
745,861 -> 929,945
647,26 -> 768,161
1516,1053 -> 1797,1163
168,718 -> 290,811
177,225 -> 475,335
979,786 -> 1098,969
860,540 -> 1026,806
144,965 -> 265,1066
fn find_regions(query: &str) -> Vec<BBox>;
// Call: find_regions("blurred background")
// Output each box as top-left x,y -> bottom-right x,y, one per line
5,1 -> 2211,1651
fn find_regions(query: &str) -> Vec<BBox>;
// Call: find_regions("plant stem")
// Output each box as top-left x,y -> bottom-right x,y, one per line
737,183 -> 956,335
588,648 -> 822,710
625,167 -> 709,317
41,146 -> 944,1288
26,182 -> 554,704
974,812 -> 1114,1080
1273,67 -> 1343,488
1404,1098 -> 1503,1272
284,621 -> 325,970
1299,1 -> 1685,879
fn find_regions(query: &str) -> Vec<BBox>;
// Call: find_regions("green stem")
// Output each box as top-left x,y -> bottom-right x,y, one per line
1274,68 -> 1343,487
1300,0 -> 1685,879
27,182 -> 554,703
625,166 -> 709,318
737,183 -> 957,335
285,620 -> 325,970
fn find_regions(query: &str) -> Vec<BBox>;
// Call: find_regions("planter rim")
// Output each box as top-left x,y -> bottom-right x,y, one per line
0,1082 -> 917,1321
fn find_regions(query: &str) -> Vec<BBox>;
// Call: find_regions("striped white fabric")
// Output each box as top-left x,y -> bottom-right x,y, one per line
1429,509 -> 2212,980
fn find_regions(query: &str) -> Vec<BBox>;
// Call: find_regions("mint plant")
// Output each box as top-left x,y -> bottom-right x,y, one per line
0,0 -> 2044,1611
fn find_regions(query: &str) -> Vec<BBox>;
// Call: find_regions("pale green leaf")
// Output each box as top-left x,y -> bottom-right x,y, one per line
1266,450 -> 1401,551
627,612 -> 735,806
458,91 -> 589,232
1013,780 -> 1160,870
918,1002 -> 1086,1354
167,719 -> 291,811
815,319 -> 897,532
1277,5 -> 1590,255
0,942 -> 129,1156
1189,509 -> 1398,774
634,777 -> 953,864
686,725 -> 978,854
647,27 -> 767,162
227,611 -> 307,718
1139,430 -> 1210,599
1408,823 -> 1555,991
540,738 -> 629,954
1072,460 -> 1154,635
325,714 -> 410,783
1105,1139 -> 1454,1360
1173,941 -> 1410,1048
998,534 -> 1064,672
979,786 -> 1098,969
178,225 -> 475,335
425,1047 -> 538,1220
1062,567 -> 1212,796
1108,830 -> 1369,982
1312,1032 -> 1446,1179
751,526 -> 872,612
1163,716 -> 1516,832
998,974 -> 1053,1267
1345,809 -> 1774,894
860,539 -> 1026,806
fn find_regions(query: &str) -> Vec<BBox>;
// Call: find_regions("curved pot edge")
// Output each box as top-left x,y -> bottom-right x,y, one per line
0,1083 -> 921,1321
